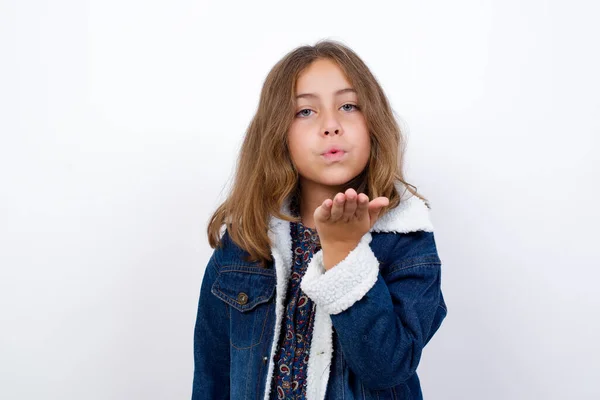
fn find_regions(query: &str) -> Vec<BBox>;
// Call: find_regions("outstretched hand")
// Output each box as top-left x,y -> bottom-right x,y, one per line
314,188 -> 389,250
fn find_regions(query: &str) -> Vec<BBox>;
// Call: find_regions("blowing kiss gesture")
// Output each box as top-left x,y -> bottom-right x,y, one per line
313,188 -> 389,271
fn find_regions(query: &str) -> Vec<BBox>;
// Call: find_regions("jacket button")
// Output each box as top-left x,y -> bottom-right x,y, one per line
237,292 -> 248,305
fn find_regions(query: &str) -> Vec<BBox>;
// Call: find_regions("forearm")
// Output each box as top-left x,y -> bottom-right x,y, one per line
301,233 -> 444,389
329,275 -> 424,389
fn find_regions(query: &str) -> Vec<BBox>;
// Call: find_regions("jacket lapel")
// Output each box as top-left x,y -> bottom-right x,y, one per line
263,181 -> 434,400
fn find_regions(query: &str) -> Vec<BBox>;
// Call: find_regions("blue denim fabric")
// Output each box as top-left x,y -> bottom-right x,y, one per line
192,227 -> 447,400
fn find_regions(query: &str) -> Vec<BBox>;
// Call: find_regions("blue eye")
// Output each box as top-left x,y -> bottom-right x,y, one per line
295,104 -> 360,118
296,109 -> 314,118
341,104 -> 359,112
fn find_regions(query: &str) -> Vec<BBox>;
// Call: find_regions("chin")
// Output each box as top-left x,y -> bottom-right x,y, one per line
314,171 -> 362,187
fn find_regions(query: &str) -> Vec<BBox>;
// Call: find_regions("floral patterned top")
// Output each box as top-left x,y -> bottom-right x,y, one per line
270,198 -> 321,399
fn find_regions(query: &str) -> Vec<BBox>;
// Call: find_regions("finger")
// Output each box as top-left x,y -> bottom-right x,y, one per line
330,193 -> 345,221
368,196 -> 389,209
342,189 -> 358,222
368,197 -> 390,225
355,193 -> 369,220
314,198 -> 333,223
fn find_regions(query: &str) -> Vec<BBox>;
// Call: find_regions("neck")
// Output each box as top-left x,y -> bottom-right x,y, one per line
297,178 -> 345,229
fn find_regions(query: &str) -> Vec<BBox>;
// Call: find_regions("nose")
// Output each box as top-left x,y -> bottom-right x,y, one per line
321,108 -> 343,136
322,115 -> 342,136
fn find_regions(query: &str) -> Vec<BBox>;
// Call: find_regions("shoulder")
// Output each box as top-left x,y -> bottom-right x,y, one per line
210,228 -> 264,271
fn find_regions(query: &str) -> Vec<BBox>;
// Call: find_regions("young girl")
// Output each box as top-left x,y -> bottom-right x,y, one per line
192,40 -> 447,400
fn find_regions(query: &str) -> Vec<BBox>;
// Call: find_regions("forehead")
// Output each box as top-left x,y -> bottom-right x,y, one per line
295,58 -> 353,94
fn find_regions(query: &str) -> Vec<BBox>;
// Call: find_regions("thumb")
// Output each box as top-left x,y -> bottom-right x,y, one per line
368,197 -> 389,227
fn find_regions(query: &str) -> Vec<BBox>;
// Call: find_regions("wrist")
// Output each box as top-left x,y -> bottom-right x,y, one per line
320,240 -> 361,271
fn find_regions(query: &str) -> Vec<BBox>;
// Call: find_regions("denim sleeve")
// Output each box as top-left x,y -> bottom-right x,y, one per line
300,231 -> 445,390
192,253 -> 231,399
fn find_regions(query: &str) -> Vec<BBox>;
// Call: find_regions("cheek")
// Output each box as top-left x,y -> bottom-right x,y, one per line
356,129 -> 371,163
346,114 -> 368,136
357,137 -> 371,164
350,118 -> 370,147
287,128 -> 308,163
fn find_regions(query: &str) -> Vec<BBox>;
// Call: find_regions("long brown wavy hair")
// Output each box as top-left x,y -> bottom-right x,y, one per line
206,39 -> 429,268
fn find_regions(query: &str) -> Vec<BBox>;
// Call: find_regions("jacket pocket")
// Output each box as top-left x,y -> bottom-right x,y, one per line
211,265 -> 276,349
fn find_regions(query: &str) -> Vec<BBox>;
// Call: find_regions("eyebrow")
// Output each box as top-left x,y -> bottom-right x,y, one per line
295,88 -> 357,100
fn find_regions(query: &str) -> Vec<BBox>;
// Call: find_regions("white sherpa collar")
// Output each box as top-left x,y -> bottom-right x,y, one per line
262,181 -> 433,400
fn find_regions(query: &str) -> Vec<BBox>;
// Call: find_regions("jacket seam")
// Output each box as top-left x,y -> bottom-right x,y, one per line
220,265 -> 276,277
209,257 -> 222,276
230,339 -> 261,350
388,257 -> 441,274
229,301 -> 272,350
214,256 -> 232,328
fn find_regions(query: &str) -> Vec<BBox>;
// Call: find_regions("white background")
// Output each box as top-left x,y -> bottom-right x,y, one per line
1,0 -> 599,399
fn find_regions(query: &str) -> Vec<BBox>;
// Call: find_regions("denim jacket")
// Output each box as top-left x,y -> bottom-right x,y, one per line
192,181 -> 447,400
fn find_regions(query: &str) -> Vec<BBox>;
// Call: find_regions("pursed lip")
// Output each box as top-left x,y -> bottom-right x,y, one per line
321,148 -> 347,163
321,146 -> 346,155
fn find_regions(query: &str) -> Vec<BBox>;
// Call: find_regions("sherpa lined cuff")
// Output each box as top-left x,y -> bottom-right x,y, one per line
300,232 -> 379,315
